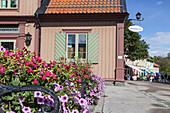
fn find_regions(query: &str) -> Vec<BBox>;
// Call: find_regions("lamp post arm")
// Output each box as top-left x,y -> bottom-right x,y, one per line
129,18 -> 144,21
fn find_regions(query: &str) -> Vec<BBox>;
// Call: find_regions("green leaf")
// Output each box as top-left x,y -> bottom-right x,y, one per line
14,106 -> 20,111
12,77 -> 20,86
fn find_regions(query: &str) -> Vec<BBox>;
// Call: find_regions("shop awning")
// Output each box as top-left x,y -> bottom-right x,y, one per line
150,72 -> 154,74
156,72 -> 162,76
142,69 -> 148,74
126,64 -> 143,73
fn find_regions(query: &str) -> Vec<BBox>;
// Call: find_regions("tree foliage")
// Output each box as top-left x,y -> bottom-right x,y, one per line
153,56 -> 170,75
124,20 -> 149,61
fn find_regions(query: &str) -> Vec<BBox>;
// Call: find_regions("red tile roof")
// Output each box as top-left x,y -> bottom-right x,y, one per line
153,63 -> 159,67
45,0 -> 122,14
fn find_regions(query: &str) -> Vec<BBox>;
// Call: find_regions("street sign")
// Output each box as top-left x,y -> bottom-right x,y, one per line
128,25 -> 143,32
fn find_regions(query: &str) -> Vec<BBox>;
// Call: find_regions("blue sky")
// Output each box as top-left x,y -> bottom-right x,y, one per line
127,0 -> 170,57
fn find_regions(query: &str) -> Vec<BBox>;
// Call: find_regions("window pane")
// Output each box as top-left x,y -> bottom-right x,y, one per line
78,44 -> 86,52
68,52 -> 75,59
1,42 -> 14,50
79,34 -> 86,43
78,52 -> 86,59
68,34 -> 75,44
68,34 -> 75,59
1,0 -> 7,8
10,0 -> 17,8
78,34 -> 86,59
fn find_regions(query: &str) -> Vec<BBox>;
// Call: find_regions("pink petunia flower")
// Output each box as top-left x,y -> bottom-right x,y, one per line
33,79 -> 38,84
69,75 -> 73,78
39,71 -> 44,75
0,67 -> 5,73
32,58 -> 36,63
78,79 -> 82,83
25,61 -> 29,66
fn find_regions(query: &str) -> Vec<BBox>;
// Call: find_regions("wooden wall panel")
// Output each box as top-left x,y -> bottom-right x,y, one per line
41,21 -> 116,79
0,0 -> 39,16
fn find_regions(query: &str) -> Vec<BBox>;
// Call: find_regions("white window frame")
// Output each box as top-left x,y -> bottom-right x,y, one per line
0,0 -> 18,9
0,40 -> 16,50
66,33 -> 87,60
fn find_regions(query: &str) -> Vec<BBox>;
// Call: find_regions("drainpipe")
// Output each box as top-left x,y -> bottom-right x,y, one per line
35,13 -> 41,57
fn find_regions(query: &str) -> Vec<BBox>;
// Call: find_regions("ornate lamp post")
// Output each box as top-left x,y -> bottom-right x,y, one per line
130,12 -> 144,21
25,32 -> 32,46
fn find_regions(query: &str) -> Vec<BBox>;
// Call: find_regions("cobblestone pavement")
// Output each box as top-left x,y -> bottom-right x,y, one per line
93,81 -> 170,113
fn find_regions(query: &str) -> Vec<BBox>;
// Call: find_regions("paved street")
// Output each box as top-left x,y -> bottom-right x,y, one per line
93,81 -> 170,113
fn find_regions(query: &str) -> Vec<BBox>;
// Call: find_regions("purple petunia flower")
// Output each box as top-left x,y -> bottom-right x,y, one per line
60,94 -> 69,103
59,85 -> 63,90
63,110 -> 68,113
48,100 -> 55,107
72,110 -> 79,113
34,91 -> 42,98
79,98 -> 87,106
18,95 -> 23,101
62,102 -> 66,111
44,97 -> 49,103
54,86 -> 60,92
70,82 -> 74,86
22,106 -> 31,113
94,87 -> 97,92
67,107 -> 71,113
18,95 -> 24,107
74,96 -> 79,101
83,109 -> 90,113
1,104 -> 4,110
0,46 -> 6,52
37,97 -> 44,104
53,83 -> 59,86
65,80 -> 70,86
89,83 -> 93,85
48,95 -> 54,102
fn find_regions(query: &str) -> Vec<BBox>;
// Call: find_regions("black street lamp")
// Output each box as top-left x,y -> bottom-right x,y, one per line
25,32 -> 32,46
130,12 -> 144,21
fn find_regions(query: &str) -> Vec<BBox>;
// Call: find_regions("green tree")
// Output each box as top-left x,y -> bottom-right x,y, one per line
153,56 -> 170,75
124,20 -> 149,61
168,52 -> 170,58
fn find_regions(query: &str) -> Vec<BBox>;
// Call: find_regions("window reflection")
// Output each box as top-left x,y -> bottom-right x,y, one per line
68,34 -> 75,59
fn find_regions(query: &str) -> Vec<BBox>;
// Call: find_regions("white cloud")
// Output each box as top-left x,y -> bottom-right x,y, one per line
149,12 -> 161,19
148,46 -> 170,57
145,32 -> 170,57
157,1 -> 163,5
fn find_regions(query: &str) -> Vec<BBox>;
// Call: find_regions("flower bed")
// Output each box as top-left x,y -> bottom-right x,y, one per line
0,47 -> 104,113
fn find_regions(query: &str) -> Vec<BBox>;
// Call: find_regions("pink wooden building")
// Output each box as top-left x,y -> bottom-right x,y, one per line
0,0 -> 128,83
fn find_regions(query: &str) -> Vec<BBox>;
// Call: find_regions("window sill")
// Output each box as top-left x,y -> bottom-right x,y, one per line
0,8 -> 18,12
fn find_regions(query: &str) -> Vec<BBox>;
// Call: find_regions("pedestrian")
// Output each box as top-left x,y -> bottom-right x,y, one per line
161,75 -> 164,82
147,74 -> 150,81
164,75 -> 167,83
127,74 -> 130,81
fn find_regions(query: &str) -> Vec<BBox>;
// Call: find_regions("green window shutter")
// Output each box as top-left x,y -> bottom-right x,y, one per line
55,33 -> 66,60
88,33 -> 99,63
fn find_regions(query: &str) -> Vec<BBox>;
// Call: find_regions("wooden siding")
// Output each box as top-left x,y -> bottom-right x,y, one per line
40,21 -> 116,79
25,23 -> 36,52
0,0 -> 39,16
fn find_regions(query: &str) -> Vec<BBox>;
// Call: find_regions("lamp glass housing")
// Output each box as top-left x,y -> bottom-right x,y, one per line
136,12 -> 141,20
25,32 -> 32,46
